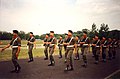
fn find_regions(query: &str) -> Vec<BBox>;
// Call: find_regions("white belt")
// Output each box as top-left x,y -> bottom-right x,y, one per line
11,46 -> 18,48
50,44 -> 55,46
60,44 -> 63,46
96,46 -> 100,47
77,44 -> 80,46
103,46 -> 107,47
83,44 -> 88,46
67,45 -> 74,48
110,46 -> 112,47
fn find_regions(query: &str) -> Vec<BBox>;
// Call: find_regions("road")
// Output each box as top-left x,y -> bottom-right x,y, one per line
0,48 -> 120,79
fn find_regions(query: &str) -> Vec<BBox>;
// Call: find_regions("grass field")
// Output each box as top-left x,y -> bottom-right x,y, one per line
0,40 -> 92,61
0,40 -> 43,45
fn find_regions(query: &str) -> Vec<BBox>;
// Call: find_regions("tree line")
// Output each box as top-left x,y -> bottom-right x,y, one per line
0,23 -> 120,40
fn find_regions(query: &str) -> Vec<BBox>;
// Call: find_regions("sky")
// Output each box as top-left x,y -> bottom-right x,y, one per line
0,0 -> 120,35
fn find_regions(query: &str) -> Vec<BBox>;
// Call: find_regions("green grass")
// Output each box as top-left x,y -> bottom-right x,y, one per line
0,48 -> 61,61
0,40 -> 92,61
0,40 -> 43,45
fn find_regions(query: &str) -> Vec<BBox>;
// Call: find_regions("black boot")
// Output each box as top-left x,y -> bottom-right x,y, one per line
10,66 -> 17,73
16,65 -> 21,73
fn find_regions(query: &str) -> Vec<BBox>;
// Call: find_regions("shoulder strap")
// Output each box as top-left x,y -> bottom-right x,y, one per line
69,37 -> 73,44
84,37 -> 88,43
51,37 -> 55,43
96,40 -> 100,45
12,37 -> 18,46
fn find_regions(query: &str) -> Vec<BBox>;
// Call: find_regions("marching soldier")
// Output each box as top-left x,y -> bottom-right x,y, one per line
43,34 -> 49,60
74,35 -> 80,60
91,37 -> 96,57
112,39 -> 118,59
91,35 -> 101,64
64,33 -> 68,63
107,38 -> 113,60
58,35 -> 63,58
101,36 -> 108,62
64,30 -> 75,71
27,32 -> 36,62
80,31 -> 90,67
47,31 -> 57,66
0,30 -> 21,73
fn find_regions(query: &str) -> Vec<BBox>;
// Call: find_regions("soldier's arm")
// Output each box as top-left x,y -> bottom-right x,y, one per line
16,38 -> 21,58
1,44 -> 11,52
34,40 -> 36,49
1,39 -> 14,52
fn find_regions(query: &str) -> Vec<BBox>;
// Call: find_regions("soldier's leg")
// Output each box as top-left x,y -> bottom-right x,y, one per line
92,47 -> 95,57
112,47 -> 116,59
102,48 -> 106,62
44,46 -> 48,59
69,49 -> 74,70
65,49 -> 69,63
94,48 -> 99,64
28,45 -> 33,61
59,46 -> 62,58
11,49 -> 21,73
76,48 -> 80,59
64,49 -> 69,71
82,47 -> 88,67
48,47 -> 55,66
108,48 -> 112,60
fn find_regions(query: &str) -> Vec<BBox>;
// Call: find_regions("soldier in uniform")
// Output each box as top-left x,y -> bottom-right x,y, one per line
91,37 -> 96,57
58,35 -> 63,58
112,39 -> 118,59
43,34 -> 49,60
107,38 -> 113,60
101,36 -> 108,62
74,35 -> 80,60
47,31 -> 57,66
91,35 -> 101,64
80,31 -> 90,67
64,30 -> 75,71
64,33 -> 68,63
27,32 -> 36,62
0,30 -> 21,73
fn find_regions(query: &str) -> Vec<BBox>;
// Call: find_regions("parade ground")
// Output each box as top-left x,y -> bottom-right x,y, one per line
0,41 -> 119,79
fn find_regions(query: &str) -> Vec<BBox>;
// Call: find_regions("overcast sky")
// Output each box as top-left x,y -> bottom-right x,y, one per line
0,0 -> 120,35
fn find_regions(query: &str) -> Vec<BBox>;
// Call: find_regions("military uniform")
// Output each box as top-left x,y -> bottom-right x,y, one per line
27,36 -> 35,62
65,36 -> 75,71
91,38 -> 96,57
48,37 -> 57,66
92,39 -> 101,64
58,39 -> 63,58
64,36 -> 68,62
74,39 -> 80,60
112,39 -> 118,59
43,37 -> 49,60
80,37 -> 90,67
107,39 -> 113,60
101,39 -> 108,62
10,36 -> 21,72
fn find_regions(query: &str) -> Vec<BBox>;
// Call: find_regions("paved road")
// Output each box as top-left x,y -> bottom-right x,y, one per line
0,48 -> 120,79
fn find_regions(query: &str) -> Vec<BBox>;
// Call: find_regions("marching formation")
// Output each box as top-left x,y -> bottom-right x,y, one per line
0,30 -> 119,73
